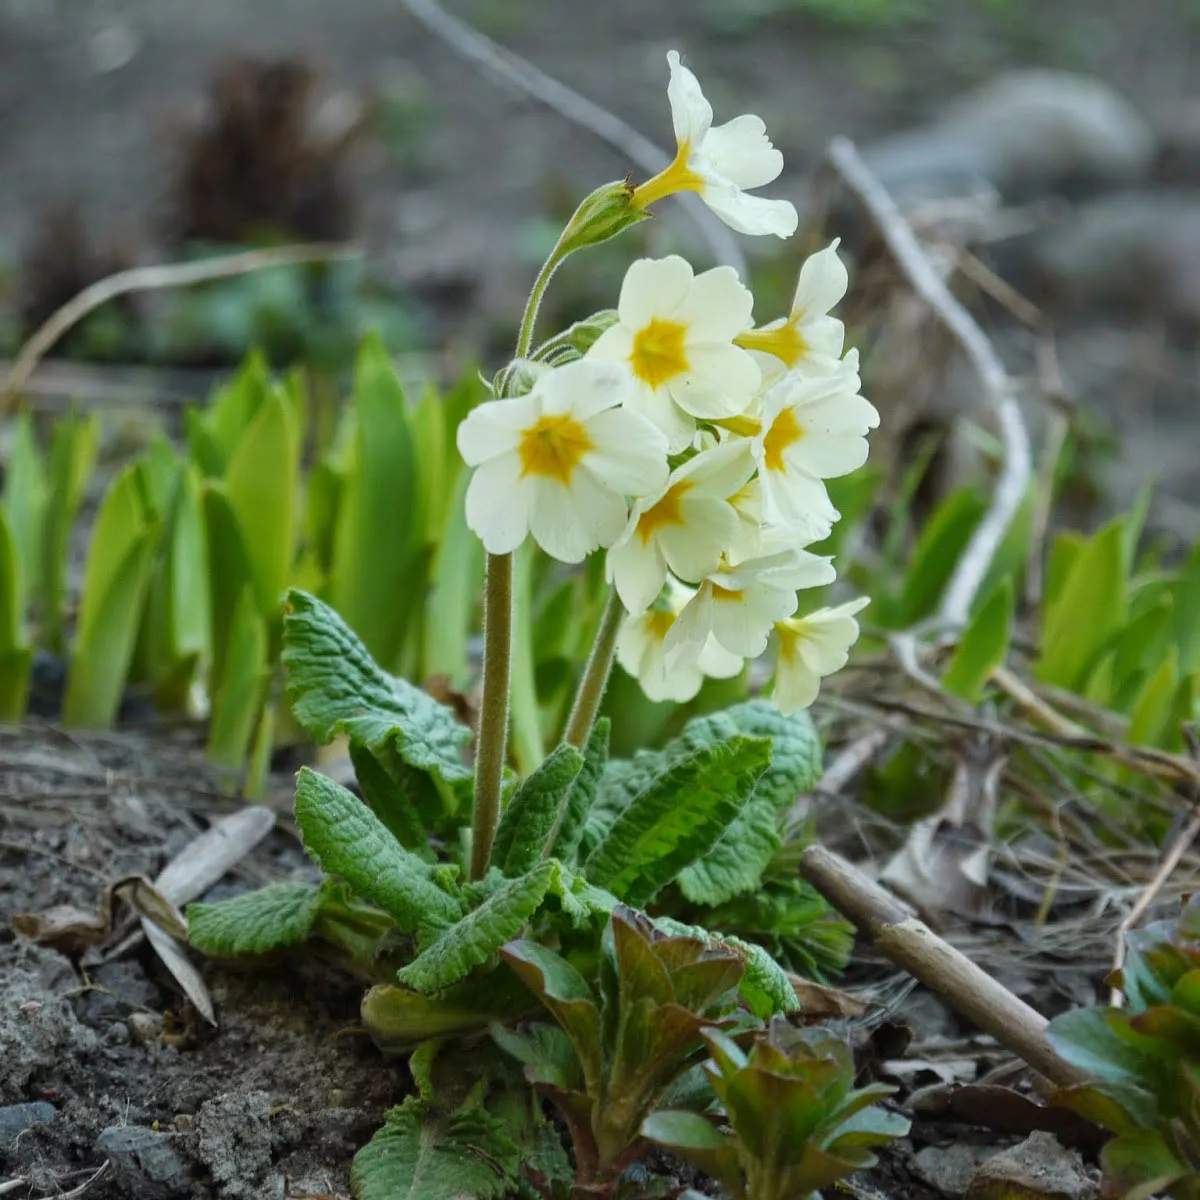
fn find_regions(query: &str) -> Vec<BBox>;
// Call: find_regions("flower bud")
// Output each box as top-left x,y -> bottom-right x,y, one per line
556,180 -> 648,256
563,309 -> 619,355
493,357 -> 546,399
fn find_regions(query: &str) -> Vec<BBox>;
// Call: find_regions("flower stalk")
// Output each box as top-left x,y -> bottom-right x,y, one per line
469,548 -> 513,880
564,590 -> 625,749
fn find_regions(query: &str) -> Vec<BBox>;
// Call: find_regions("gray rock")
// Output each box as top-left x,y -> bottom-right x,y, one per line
966,1132 -> 1097,1200
0,1101 -> 55,1145
95,1125 -> 195,1200
862,69 -> 1155,206
1029,192 -> 1200,325
194,1090 -> 273,1200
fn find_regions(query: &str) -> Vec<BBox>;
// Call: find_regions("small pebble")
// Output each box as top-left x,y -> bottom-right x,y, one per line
0,1101 -> 55,1144
95,1124 -> 195,1200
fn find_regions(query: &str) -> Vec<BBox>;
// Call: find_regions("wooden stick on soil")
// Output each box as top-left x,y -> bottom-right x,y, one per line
826,137 -> 1032,630
0,242 -> 362,415
800,844 -> 1089,1088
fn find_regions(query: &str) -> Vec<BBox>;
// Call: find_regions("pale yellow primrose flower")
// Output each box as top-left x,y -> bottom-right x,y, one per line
665,538 -> 836,665
607,438 -> 756,615
772,597 -> 869,713
631,51 -> 799,240
588,255 -> 761,453
617,580 -> 743,704
751,350 -> 879,534
457,359 -> 668,564
736,241 -> 850,381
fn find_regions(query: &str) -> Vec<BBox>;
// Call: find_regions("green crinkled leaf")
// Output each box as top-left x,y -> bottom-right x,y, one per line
491,743 -> 584,877
677,794 -> 780,907
349,741 -> 431,859
651,916 -> 798,1018
585,736 -> 771,908
1101,1131 -> 1188,1197
396,861 -> 558,994
187,881 -> 325,956
283,589 -> 472,794
350,1097 -> 518,1200
593,703 -> 819,905
550,717 -> 609,865
294,767 -> 462,939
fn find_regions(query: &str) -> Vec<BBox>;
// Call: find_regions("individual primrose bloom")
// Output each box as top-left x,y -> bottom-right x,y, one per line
607,438 -> 755,614
752,350 -> 880,534
457,358 -> 668,563
665,538 -> 836,665
772,597 -> 869,713
617,580 -> 743,704
588,255 -> 761,453
631,50 -> 798,239
735,241 -> 850,381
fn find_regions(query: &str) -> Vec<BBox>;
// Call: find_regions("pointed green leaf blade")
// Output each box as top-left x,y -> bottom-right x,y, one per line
294,767 -> 461,939
328,334 -> 420,669
349,741 -> 431,858
225,385 -> 299,622
0,506 -> 31,721
585,736 -> 771,908
491,743 -> 585,877
3,414 -> 45,614
942,577 -> 1013,703
1037,520 -> 1128,689
396,862 -> 557,994
207,586 -> 268,769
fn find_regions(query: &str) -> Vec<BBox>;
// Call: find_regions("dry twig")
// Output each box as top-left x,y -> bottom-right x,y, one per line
800,845 -> 1087,1087
0,242 -> 361,414
399,0 -> 746,276
826,137 -> 1032,630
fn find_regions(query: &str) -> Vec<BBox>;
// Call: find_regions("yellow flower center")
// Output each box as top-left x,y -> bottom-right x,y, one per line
517,413 -> 594,484
645,610 -> 675,640
711,584 -> 742,603
630,318 -> 690,389
735,320 -> 809,369
762,407 -> 804,472
775,621 -> 801,663
714,414 -> 762,438
637,479 -> 694,544
629,142 -> 706,211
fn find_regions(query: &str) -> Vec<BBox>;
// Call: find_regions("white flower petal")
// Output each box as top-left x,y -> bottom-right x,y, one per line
793,241 -> 848,318
759,463 -> 839,530
586,324 -> 635,365
465,456 -> 530,554
607,533 -> 668,615
582,407 -> 670,496
538,358 -> 629,421
617,255 -> 694,329
666,50 -> 713,147
456,395 -> 534,466
710,585 -> 793,658
787,432 -> 871,479
700,182 -> 798,239
663,584 -> 713,670
671,344 -> 761,418
699,637 -> 744,680
676,437 -> 756,497
660,500 -> 737,583
773,655 -> 820,714
701,113 -> 783,190
526,474 -> 620,563
624,385 -> 697,454
671,265 -> 755,341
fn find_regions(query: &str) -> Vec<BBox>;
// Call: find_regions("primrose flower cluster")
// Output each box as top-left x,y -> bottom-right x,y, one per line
457,50 -> 877,714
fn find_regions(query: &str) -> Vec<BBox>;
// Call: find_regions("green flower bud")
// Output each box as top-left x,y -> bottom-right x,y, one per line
556,180 -> 648,256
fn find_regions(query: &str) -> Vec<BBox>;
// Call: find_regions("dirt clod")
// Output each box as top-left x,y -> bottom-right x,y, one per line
95,1124 -> 196,1199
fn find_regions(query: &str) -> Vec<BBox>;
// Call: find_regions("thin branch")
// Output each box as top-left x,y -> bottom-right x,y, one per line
800,845 -> 1088,1087
0,242 -> 362,414
826,136 -> 1032,630
399,0 -> 746,277
1109,805 -> 1200,1005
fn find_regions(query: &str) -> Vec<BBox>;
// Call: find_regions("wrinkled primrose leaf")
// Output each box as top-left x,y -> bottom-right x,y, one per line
645,1018 -> 908,1200
496,906 -> 746,1189
1049,895 -> 1200,1198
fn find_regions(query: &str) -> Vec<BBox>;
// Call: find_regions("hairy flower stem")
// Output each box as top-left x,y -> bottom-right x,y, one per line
470,550 -> 513,880
564,590 -> 624,750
